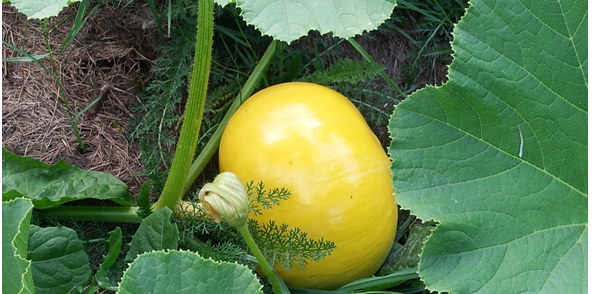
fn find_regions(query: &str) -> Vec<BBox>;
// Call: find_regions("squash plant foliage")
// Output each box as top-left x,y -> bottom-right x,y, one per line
3,0 -> 587,293
3,0 -> 400,293
389,0 -> 587,293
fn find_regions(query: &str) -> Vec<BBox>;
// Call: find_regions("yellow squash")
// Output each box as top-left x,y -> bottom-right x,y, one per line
219,82 -> 398,290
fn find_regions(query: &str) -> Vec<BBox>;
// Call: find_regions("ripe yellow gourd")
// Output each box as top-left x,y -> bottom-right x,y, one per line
219,82 -> 398,290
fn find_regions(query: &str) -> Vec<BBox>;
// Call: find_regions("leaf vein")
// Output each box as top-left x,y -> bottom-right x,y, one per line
399,96 -> 585,197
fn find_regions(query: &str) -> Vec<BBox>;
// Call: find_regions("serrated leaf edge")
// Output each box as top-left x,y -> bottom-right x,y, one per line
386,2 -> 472,292
4,197 -> 35,294
120,249 -> 263,292
9,0 -> 82,20
233,0 -> 397,44
386,0 -> 472,208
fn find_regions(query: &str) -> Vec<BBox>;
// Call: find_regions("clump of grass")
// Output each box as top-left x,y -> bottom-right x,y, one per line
391,0 -> 469,87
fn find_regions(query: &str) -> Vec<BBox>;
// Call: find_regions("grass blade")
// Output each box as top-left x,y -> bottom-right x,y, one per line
3,53 -> 51,62
59,0 -> 101,56
147,0 -> 164,37
347,37 -> 407,98
337,268 -> 419,292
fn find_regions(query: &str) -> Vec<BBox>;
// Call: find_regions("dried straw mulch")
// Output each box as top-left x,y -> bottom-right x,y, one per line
2,2 -> 162,195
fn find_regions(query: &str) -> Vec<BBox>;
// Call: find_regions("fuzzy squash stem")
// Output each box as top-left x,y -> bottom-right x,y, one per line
152,0 -> 214,211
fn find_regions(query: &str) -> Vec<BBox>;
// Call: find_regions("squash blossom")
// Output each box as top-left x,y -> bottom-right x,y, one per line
199,172 -> 249,228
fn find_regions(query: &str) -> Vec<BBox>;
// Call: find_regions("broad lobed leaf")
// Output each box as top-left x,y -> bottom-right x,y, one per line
218,0 -> 397,43
2,148 -> 132,209
27,225 -> 91,294
389,0 -> 587,293
119,250 -> 263,294
124,207 -> 179,263
2,198 -> 35,294
7,0 -> 81,19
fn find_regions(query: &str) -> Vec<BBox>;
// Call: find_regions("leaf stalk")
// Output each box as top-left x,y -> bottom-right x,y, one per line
153,0 -> 214,211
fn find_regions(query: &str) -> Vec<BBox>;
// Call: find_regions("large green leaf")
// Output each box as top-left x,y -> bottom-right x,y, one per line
7,0 -> 81,19
124,207 -> 179,263
2,198 -> 35,294
388,0 -> 587,293
223,0 -> 396,43
28,225 -> 92,294
119,250 -> 263,294
2,148 -> 131,209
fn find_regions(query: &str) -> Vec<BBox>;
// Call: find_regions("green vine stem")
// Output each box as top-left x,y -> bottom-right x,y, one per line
183,39 -> 278,195
238,225 -> 284,294
153,0 -> 214,211
34,206 -> 141,223
347,37 -> 408,98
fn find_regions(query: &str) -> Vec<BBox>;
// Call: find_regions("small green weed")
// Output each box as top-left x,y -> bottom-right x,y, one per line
4,0 -> 106,153
392,0 -> 469,86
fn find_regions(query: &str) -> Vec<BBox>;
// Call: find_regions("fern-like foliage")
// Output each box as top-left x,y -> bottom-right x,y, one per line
247,181 -> 291,216
173,181 -> 336,272
191,239 -> 249,265
135,181 -> 153,219
248,219 -> 336,271
299,59 -> 385,85
127,19 -> 196,193
246,182 -> 336,271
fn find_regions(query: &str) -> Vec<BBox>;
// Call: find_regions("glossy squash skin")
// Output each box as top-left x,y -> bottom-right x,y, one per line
219,82 -> 398,290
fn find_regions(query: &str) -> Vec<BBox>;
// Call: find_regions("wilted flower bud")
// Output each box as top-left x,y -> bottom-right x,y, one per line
199,172 -> 249,228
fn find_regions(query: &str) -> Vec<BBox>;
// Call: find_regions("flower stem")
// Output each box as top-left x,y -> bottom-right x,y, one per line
238,225 -> 284,294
